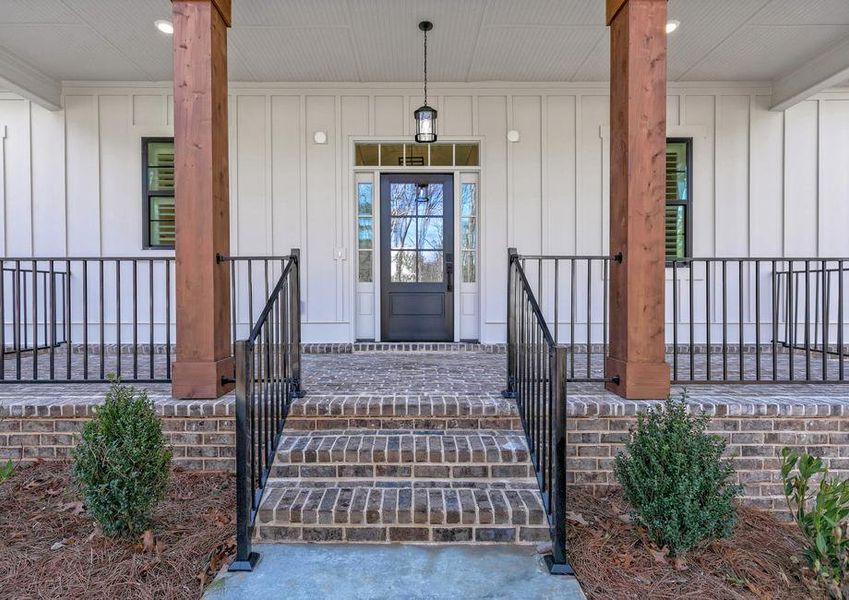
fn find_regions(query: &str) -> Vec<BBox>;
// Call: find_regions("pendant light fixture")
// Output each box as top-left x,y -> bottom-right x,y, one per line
414,21 -> 437,144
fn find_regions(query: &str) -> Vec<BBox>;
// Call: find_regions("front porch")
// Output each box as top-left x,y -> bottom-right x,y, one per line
4,347 -> 847,516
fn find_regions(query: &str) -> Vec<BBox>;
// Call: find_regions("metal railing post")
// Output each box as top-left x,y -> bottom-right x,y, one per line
289,248 -> 304,397
229,339 -> 259,572
502,247 -> 518,398
546,344 -> 574,575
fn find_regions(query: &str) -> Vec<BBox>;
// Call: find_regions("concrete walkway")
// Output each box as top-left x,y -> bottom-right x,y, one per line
205,544 -> 586,600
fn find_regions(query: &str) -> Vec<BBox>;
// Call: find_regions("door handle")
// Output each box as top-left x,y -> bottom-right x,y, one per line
446,253 -> 454,292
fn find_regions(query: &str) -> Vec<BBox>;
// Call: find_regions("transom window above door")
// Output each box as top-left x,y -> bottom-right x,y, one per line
355,142 -> 479,167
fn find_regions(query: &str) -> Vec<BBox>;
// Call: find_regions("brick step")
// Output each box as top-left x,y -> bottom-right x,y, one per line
269,431 -> 533,479
285,395 -> 521,431
255,480 -> 550,545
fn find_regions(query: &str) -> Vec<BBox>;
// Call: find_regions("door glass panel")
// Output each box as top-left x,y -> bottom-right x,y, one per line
390,217 -> 417,249
418,217 -> 443,250
417,184 -> 443,216
390,251 -> 417,282
390,184 -> 417,215
418,251 -> 443,283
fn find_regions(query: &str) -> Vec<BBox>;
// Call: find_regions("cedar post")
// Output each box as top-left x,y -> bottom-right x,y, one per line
170,0 -> 234,399
604,0 -> 671,399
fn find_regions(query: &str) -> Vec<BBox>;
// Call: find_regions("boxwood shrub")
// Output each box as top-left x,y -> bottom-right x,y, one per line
72,381 -> 171,539
614,395 -> 741,557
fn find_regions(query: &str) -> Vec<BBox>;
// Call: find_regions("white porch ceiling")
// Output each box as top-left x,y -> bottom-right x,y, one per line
0,0 -> 848,89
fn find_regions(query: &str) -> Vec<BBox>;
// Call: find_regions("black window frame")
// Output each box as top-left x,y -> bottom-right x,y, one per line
142,136 -> 176,250
665,137 -> 693,264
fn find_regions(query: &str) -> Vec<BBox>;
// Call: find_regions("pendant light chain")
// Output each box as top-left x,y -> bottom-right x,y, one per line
423,26 -> 428,106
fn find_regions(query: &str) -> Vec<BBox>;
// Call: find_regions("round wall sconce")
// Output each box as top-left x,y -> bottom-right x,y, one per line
313,131 -> 328,144
507,130 -> 520,143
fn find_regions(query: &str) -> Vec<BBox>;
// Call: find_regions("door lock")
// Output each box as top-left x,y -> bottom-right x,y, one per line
446,253 -> 454,292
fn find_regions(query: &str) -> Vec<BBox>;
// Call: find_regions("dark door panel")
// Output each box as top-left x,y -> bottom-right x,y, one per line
380,173 -> 454,341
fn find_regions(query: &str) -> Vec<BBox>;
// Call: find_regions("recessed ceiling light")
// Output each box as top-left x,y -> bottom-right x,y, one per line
155,20 -> 174,35
665,20 -> 680,34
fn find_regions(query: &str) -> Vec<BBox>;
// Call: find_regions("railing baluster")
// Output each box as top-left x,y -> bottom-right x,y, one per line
805,260 -> 811,381
672,260 -> 678,380
837,260 -> 846,381
132,259 -> 138,380
755,261 -> 761,381
738,261 -> 744,381
65,261 -> 71,380
32,260 -> 38,379
149,260 -> 155,380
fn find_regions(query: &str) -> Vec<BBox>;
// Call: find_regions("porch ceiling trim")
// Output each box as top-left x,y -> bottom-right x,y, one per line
0,46 -> 61,112
771,37 -> 849,112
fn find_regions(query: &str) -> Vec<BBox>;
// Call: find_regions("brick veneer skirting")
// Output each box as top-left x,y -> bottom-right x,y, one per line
4,392 -> 849,515
566,397 -> 849,518
0,397 -> 235,471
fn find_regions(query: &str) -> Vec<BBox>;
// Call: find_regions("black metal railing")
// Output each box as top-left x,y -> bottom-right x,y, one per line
511,251 -> 849,385
0,257 -> 175,383
503,248 -> 573,575
511,252 -> 617,383
230,249 -> 302,572
2,266 -> 69,355
666,258 -> 849,383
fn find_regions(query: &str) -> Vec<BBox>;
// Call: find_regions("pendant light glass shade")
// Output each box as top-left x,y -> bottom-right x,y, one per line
414,21 -> 437,144
414,105 -> 437,144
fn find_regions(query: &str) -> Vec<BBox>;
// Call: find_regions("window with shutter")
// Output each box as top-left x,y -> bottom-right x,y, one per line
142,137 -> 176,249
665,139 -> 691,261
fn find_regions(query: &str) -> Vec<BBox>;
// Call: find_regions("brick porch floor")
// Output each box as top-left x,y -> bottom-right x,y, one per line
2,348 -> 848,521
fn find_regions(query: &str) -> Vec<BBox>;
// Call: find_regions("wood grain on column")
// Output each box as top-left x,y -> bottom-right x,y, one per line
171,0 -> 234,398
605,0 -> 671,399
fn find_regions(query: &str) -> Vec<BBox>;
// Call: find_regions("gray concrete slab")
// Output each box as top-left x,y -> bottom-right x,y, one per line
205,544 -> 586,600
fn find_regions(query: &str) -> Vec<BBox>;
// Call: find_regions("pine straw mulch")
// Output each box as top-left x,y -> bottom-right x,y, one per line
0,460 -> 236,600
566,487 -> 827,600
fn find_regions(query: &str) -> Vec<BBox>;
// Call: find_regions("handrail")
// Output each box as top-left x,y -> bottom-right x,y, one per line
230,248 -> 302,572
503,247 -> 573,575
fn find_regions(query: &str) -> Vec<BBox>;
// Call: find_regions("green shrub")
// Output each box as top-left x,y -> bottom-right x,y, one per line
613,395 -> 741,557
781,449 -> 849,599
72,381 -> 172,539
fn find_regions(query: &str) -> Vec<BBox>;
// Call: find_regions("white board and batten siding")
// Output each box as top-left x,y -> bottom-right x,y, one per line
0,83 -> 848,344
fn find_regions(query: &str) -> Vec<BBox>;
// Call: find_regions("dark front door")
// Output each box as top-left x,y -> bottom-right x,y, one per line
380,173 -> 454,341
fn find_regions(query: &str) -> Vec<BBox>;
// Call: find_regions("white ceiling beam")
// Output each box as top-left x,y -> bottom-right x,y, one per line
771,37 -> 849,112
0,46 -> 61,111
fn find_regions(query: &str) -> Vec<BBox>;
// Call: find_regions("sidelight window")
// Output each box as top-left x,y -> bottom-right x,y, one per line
357,182 -> 374,282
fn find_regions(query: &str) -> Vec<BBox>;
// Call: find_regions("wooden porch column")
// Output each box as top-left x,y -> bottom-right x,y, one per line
604,0 -> 671,399
170,0 -> 234,399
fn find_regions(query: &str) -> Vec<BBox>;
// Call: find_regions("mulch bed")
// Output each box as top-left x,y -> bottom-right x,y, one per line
566,488 -> 826,600
0,461 -> 235,600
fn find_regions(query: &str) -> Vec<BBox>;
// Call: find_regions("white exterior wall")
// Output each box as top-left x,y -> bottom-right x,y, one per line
1,82 -> 848,343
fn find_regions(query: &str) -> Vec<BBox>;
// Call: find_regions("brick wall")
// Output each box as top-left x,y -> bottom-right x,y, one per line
0,399 -> 235,471
566,399 -> 849,519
